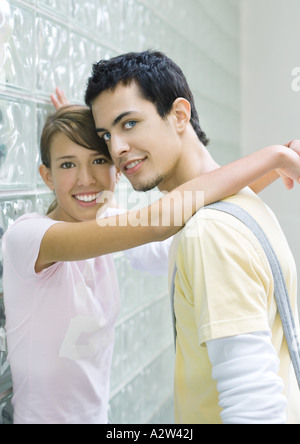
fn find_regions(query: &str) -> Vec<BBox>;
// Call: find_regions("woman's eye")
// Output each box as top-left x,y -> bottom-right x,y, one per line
124,121 -> 137,130
61,162 -> 75,169
93,158 -> 107,165
103,132 -> 111,142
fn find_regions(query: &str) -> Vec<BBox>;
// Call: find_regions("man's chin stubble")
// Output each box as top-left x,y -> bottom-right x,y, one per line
132,175 -> 164,193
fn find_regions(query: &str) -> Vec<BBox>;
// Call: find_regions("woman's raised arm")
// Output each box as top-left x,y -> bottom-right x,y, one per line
36,144 -> 300,271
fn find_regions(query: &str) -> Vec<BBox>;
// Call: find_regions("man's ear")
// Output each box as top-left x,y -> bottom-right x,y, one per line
171,98 -> 191,134
39,164 -> 54,191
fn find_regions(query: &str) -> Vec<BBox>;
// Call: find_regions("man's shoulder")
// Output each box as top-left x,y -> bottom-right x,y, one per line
181,189 -> 248,228
178,187 -> 280,251
184,188 -> 271,229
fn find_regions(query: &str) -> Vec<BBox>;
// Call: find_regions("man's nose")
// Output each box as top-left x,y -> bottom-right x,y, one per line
110,134 -> 130,160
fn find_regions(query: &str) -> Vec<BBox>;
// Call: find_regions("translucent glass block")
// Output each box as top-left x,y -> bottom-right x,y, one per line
149,397 -> 174,424
0,193 -> 53,293
0,96 -> 36,190
137,307 -> 152,362
110,373 -> 144,424
114,254 -> 133,309
143,366 -> 161,419
114,254 -> 143,317
153,297 -> 173,346
37,0 -> 70,18
142,9 -> 165,52
139,302 -> 161,361
121,316 -> 142,382
97,0 -> 122,46
100,47 -> 117,62
70,32 -> 102,103
121,373 -> 144,423
36,14 -> 70,95
0,352 -> 11,395
35,193 -> 56,216
70,0 -> 97,29
119,0 -> 146,50
0,228 -> 4,293
0,2 -> 34,92
143,347 -> 174,420
37,103 -> 53,145
0,197 -> 34,232
0,396 -> 13,425
108,387 -> 126,424
110,347 -> 175,424
147,0 -> 176,20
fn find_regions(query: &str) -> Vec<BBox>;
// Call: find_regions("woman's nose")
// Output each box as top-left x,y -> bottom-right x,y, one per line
77,166 -> 96,186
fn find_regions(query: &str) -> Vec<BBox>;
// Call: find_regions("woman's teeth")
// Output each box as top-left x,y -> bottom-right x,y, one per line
75,194 -> 98,202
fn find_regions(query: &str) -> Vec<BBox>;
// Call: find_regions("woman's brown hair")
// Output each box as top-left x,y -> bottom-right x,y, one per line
40,105 -> 111,214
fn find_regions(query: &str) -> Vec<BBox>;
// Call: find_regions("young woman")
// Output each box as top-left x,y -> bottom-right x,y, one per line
3,104 -> 300,424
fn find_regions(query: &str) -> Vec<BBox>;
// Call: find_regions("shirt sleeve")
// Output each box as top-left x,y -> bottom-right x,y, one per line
102,206 -> 172,276
177,216 -> 271,344
123,237 -> 172,276
206,331 -> 287,424
3,215 -> 60,280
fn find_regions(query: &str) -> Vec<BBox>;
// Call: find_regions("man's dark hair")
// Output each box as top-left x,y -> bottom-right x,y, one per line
85,50 -> 209,146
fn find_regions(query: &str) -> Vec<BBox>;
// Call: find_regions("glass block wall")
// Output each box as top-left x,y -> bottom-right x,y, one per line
0,0 -> 241,424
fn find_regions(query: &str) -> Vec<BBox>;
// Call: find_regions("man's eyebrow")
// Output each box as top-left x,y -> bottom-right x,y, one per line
96,111 -> 136,133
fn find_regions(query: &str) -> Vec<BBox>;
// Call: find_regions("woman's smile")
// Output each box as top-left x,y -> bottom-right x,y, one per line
73,191 -> 103,207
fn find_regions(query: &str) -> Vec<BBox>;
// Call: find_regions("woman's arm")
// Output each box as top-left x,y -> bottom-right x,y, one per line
248,170 -> 280,194
248,140 -> 300,193
36,144 -> 300,271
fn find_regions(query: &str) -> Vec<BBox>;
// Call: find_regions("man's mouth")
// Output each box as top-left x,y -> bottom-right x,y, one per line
121,158 -> 146,175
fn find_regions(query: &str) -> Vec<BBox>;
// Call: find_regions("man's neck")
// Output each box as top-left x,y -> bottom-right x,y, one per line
158,131 -> 220,193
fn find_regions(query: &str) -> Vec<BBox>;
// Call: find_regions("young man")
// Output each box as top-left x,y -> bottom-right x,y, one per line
85,51 -> 300,424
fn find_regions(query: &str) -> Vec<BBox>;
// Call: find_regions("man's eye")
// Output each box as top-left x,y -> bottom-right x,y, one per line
124,121 -> 137,130
61,162 -> 75,169
103,132 -> 111,142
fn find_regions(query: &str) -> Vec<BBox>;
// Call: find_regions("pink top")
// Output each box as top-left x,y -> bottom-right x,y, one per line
3,212 -> 121,424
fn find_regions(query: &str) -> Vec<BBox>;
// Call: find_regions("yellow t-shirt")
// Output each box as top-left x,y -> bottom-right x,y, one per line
168,188 -> 300,424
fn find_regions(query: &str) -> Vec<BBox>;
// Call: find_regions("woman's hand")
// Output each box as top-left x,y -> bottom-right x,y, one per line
276,140 -> 300,190
249,140 -> 300,193
50,87 -> 70,110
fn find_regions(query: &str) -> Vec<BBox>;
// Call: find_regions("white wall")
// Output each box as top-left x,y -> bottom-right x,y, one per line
242,0 -> 300,284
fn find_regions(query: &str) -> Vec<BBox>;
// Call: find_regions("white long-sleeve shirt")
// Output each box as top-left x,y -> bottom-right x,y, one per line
207,331 -> 288,424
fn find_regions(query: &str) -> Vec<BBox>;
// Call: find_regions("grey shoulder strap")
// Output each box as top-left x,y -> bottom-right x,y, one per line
170,201 -> 300,389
